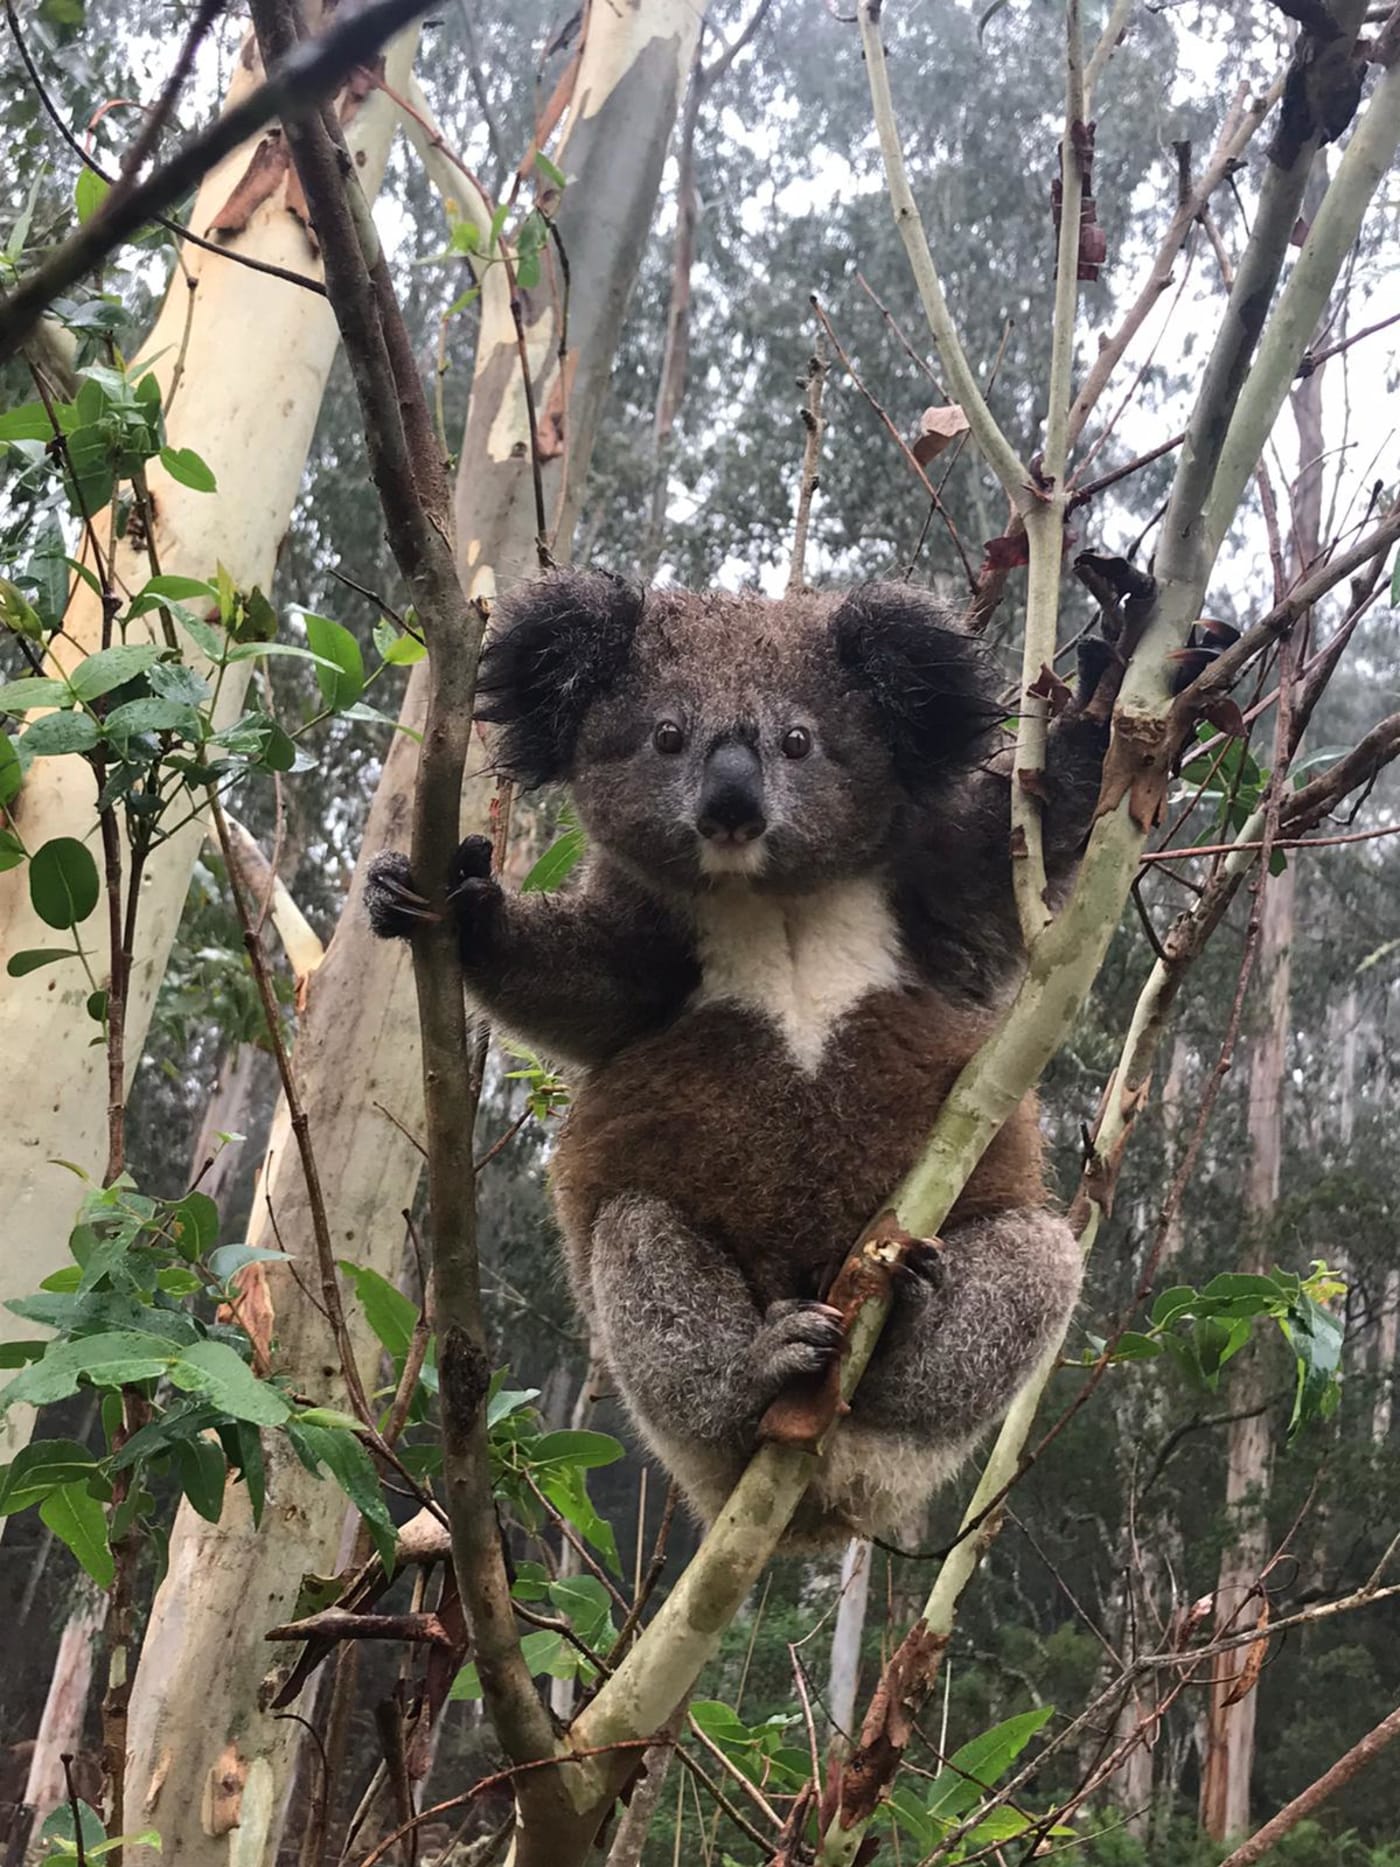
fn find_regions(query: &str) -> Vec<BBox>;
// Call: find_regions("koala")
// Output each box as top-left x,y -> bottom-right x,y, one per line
367,572 -> 1113,1548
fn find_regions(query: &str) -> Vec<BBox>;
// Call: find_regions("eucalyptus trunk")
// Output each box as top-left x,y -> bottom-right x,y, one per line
123,11 -> 699,1862
0,8 -> 416,1464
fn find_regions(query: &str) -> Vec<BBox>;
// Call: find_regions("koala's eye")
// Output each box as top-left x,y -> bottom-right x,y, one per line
781,726 -> 812,760
653,720 -> 685,755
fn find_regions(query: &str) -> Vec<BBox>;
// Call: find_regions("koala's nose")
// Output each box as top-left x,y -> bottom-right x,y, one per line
697,742 -> 767,843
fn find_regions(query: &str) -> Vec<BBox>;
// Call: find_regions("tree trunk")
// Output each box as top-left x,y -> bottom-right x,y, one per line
1200,310 -> 1325,1841
189,1044 -> 274,1221
0,8 -> 418,1466
17,1594 -> 107,1845
638,37 -> 703,583
1106,1033 -> 1188,1832
124,12 -> 699,1863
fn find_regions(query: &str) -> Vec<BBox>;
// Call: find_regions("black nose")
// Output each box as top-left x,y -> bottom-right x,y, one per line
697,742 -> 766,843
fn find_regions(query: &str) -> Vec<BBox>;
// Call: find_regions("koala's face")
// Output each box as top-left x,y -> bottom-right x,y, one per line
570,597 -> 900,892
477,573 -> 997,897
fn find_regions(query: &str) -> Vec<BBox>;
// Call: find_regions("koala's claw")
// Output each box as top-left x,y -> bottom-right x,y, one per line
365,851 -> 438,940
750,1299 -> 845,1396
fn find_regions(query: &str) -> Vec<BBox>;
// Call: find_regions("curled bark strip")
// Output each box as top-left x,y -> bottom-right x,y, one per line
822,1619 -> 948,1830
1095,714 -> 1172,833
758,1214 -> 920,1452
206,131 -> 293,236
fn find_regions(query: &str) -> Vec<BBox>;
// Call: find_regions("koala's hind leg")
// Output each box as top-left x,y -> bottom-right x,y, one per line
850,1208 -> 1082,1448
589,1194 -> 843,1518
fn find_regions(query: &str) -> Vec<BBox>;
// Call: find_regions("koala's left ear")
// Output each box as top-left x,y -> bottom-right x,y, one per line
833,583 -> 999,788
476,570 -> 644,787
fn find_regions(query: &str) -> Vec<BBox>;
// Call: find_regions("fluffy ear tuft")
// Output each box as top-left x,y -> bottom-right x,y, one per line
476,570 -> 644,787
833,583 -> 1000,788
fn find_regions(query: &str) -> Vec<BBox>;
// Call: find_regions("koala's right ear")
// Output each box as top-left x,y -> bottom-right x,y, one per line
475,570 -> 644,787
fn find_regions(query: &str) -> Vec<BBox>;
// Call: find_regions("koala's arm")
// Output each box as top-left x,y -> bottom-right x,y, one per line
898,695 -> 1110,1000
365,840 -> 699,1067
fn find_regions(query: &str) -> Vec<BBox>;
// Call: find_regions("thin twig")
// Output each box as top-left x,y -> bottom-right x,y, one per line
787,330 -> 828,592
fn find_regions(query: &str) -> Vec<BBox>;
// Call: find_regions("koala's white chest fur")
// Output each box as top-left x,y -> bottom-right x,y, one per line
691,878 -> 904,1071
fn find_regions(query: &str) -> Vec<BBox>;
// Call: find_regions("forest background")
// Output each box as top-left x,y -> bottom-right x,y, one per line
0,1 -> 1398,1864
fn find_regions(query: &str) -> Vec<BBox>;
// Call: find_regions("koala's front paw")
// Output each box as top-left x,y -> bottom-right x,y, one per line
446,834 -> 505,949
748,1300 -> 844,1403
894,1237 -> 944,1291
364,851 -> 436,939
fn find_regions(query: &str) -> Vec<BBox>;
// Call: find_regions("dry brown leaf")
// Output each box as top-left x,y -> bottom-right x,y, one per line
912,403 -> 970,465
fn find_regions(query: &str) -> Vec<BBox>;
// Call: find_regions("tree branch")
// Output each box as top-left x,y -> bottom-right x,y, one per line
0,0 -> 428,361
1217,1702 -> 1400,1867
856,0 -> 1030,506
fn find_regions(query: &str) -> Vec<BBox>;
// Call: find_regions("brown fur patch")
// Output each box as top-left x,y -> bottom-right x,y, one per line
552,983 -> 1046,1311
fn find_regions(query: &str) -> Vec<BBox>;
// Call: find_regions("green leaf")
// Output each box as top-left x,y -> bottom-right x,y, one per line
0,1331 -> 174,1409
0,827 -> 25,872
146,659 -> 211,707
1390,546 -> 1400,607
39,1480 -> 114,1587
168,1340 -> 292,1426
226,1420 -> 266,1525
74,167 -> 110,223
0,402 -> 54,444
302,612 -> 365,710
286,1421 -> 395,1567
529,1429 -> 625,1471
21,710 -> 99,756
0,577 -> 45,638
1107,1331 -> 1163,1362
133,573 -> 219,606
207,1243 -> 287,1282
486,1384 -> 539,1428
41,1799 -> 108,1853
0,1438 -> 99,1515
7,947 -> 78,976
159,444 -> 217,492
1200,1273 -> 1284,1306
537,1464 -> 620,1576
1150,1284 -> 1197,1329
0,676 -> 68,712
375,621 -> 427,665
168,1192 -> 219,1260
29,836 -> 100,928
1282,1292 -> 1344,1438
535,151 -> 566,189
0,734 -> 21,805
925,1707 -> 1054,1822
174,1435 -> 227,1522
102,696 -> 200,740
522,827 -> 586,893
339,1261 -> 417,1360
67,642 -> 164,702
88,1832 -> 163,1857
0,1340 -> 46,1368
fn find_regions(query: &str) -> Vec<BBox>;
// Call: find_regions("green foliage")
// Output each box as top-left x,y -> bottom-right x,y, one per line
1084,1263 -> 1346,1436
880,1707 -> 1073,1858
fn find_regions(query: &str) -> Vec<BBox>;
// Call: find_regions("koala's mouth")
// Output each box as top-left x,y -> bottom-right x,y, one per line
697,834 -> 768,880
